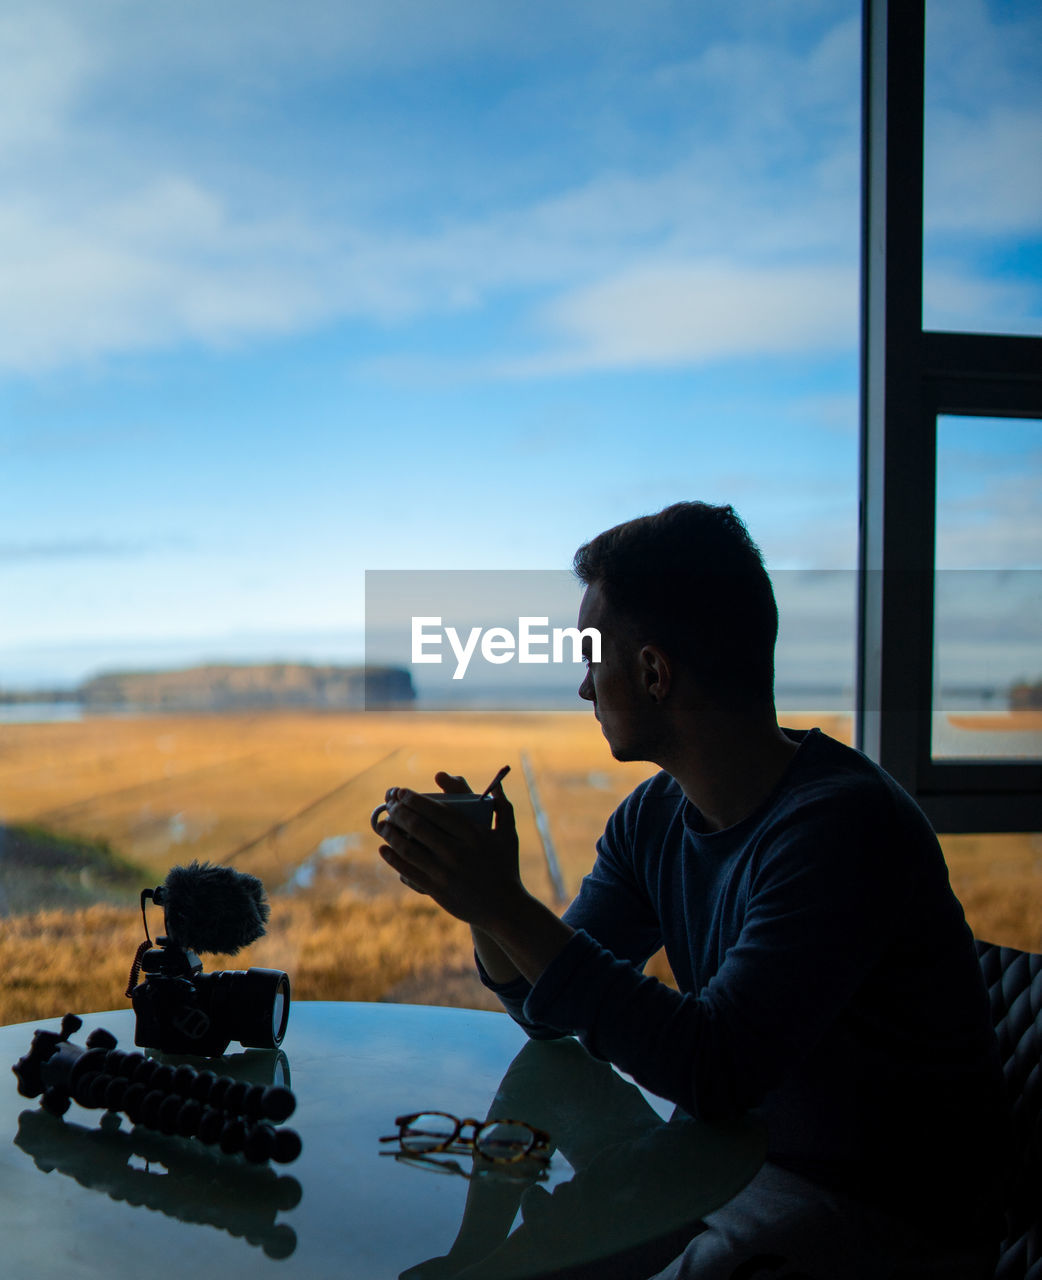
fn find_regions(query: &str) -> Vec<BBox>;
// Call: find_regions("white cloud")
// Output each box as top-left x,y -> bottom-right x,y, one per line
656,11 -> 861,125
1,0 -> 1036,381
0,537 -> 157,562
6,0 -> 595,89
925,107 -> 1042,236
504,260 -> 857,374
923,268 -> 1041,334
0,187 -> 338,369
0,7 -> 92,158
0,2 -> 867,374
936,470 -> 1042,570
926,0 -> 1042,111
2,1 -> 1032,379
0,142 -> 865,373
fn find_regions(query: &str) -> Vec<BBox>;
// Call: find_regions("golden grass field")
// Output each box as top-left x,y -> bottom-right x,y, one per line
0,709 -> 1039,1026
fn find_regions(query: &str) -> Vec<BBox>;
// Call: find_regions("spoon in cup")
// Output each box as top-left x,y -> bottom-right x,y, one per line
479,765 -> 511,798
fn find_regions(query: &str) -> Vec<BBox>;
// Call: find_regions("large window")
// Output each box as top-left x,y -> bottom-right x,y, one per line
0,2 -> 869,1018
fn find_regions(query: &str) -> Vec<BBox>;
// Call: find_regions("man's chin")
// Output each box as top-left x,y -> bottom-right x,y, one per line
597,720 -> 639,763
604,732 -> 653,766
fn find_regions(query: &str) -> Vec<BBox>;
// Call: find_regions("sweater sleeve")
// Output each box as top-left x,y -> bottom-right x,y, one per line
478,780 -> 666,1035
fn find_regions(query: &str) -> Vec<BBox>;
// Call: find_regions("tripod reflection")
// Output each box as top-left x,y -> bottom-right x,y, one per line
15,1107 -> 302,1260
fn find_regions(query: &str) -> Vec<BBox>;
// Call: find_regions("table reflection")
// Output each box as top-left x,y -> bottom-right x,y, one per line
391,1037 -> 763,1280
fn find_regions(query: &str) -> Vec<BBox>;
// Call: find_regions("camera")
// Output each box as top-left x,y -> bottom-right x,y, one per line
131,937 -> 291,1057
128,862 -> 291,1057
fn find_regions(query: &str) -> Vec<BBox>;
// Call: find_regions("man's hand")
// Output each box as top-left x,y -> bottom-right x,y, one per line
376,772 -> 521,931
376,770 -> 575,987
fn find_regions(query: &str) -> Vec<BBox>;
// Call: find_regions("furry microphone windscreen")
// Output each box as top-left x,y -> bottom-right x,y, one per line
160,861 -> 270,955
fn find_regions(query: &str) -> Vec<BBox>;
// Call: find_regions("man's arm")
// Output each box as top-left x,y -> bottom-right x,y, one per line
471,896 -> 574,987
471,927 -> 520,985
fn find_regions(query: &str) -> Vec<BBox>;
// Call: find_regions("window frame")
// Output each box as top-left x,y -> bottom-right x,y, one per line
856,0 -> 1042,833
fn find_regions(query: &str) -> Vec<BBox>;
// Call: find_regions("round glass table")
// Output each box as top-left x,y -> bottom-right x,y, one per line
2,1002 -> 765,1279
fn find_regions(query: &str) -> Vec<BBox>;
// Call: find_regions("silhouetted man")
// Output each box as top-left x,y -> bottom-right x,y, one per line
378,502 -> 1005,1278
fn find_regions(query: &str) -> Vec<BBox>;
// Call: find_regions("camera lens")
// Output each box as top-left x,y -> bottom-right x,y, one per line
212,968 -> 291,1049
272,983 -> 288,1042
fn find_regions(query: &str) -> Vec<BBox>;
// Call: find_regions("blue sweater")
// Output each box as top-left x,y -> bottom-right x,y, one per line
483,729 -> 1006,1231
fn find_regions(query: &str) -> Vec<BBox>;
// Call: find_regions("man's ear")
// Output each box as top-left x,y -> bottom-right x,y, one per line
639,644 -> 672,703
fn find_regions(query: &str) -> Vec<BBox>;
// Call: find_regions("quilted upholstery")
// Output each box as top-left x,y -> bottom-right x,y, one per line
975,939 -> 1042,1280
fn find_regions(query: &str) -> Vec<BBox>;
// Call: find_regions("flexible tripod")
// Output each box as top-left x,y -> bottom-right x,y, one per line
13,1013 -> 302,1164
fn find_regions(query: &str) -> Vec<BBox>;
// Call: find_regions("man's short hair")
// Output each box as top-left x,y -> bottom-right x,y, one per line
573,502 -> 778,708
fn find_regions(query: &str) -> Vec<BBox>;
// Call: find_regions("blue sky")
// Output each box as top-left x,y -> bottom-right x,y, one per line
0,0 -> 1038,689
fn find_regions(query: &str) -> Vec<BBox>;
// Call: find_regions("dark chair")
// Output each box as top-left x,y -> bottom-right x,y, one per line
976,939 -> 1042,1280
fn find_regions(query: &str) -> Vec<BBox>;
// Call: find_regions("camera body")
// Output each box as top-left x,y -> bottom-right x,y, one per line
132,936 -> 291,1057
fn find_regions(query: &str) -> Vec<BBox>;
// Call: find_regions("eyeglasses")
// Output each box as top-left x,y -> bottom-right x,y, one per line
380,1111 -> 552,1164
384,1149 -> 550,1182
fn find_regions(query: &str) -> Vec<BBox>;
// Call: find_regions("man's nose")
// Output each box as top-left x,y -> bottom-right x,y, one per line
578,671 -> 594,701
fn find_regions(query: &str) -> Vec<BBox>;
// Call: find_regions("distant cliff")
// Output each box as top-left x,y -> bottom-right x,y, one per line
0,663 -> 415,711
80,663 -> 414,710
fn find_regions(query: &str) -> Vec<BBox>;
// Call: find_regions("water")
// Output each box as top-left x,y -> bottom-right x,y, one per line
0,702 -> 83,724
286,834 -> 359,890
